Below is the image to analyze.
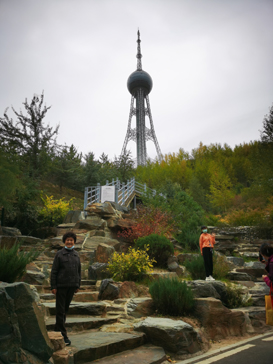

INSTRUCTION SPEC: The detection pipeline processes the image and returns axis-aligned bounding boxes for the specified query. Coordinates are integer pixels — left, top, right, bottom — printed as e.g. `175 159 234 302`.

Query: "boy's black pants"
202 247 213 277
54 287 75 339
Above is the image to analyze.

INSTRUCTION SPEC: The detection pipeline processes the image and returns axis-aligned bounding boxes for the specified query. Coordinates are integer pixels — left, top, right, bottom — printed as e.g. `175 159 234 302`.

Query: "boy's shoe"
209 276 215 281
64 337 71 346
205 277 211 281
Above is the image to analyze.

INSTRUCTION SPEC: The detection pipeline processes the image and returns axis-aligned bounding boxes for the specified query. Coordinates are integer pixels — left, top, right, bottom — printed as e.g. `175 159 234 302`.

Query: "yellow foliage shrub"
108 246 156 281
39 194 74 226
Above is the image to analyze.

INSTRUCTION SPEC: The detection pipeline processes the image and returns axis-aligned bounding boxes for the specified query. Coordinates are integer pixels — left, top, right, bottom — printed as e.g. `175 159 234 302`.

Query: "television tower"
121 30 162 166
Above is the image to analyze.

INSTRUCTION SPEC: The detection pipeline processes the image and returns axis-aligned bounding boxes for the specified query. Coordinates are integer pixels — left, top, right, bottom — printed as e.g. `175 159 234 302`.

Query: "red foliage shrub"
118 205 175 243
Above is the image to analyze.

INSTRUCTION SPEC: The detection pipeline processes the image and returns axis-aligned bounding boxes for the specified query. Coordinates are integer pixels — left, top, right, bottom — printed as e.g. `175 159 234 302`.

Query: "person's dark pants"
54 287 76 339
202 247 213 277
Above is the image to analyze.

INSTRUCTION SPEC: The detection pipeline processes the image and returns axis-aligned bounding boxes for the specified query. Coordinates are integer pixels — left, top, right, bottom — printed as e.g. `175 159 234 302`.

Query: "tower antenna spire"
136 29 142 71
121 31 162 166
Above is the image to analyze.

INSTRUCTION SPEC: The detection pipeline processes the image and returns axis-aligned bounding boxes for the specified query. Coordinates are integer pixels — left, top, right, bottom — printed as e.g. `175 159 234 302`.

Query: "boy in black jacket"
51 232 81 346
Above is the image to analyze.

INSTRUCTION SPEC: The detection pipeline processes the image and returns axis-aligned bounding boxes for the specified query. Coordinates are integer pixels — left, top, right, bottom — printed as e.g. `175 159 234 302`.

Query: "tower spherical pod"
127 70 153 96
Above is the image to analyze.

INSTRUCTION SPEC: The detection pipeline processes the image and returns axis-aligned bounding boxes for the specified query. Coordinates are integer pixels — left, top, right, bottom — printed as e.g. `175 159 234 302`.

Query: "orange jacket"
199 233 215 255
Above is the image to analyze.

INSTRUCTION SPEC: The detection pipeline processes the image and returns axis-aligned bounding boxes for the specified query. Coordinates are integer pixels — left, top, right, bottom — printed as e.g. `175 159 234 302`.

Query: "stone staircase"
38 279 167 364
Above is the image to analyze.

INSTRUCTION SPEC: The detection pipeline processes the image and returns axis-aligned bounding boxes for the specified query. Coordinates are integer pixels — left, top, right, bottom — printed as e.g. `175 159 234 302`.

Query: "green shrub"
184 253 230 281
179 229 200 252
222 283 245 308
0 243 40 283
149 277 195 316
184 254 206 280
213 254 230 280
108 246 155 281
135 234 174 267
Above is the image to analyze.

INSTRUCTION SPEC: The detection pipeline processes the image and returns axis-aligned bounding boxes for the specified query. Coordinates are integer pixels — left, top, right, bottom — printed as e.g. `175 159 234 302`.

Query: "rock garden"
0 201 273 364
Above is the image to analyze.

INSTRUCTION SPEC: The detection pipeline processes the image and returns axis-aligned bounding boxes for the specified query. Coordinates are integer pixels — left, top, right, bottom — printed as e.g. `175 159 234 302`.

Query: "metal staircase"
84 177 162 209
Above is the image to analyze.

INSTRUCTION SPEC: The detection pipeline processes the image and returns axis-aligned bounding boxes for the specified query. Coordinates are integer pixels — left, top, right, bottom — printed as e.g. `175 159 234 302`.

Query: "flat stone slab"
46 315 119 331
79 285 98 291
227 271 252 281
87 344 166 363
81 279 97 285
232 306 265 315
83 236 120 251
40 293 55 300
69 331 146 363
57 223 76 228
42 301 107 316
72 292 99 302
215 235 234 240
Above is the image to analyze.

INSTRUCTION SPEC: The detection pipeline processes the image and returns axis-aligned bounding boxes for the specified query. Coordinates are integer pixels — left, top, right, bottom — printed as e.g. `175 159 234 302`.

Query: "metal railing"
84 177 162 209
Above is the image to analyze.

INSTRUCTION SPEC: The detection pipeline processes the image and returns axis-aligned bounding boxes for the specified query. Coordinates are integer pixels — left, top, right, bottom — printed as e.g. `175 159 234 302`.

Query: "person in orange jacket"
199 225 216 281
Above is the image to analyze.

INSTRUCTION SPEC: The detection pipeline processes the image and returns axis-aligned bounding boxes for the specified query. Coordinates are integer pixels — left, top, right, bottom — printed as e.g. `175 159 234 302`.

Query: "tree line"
0 93 134 234
0 93 135 206
0 92 272 234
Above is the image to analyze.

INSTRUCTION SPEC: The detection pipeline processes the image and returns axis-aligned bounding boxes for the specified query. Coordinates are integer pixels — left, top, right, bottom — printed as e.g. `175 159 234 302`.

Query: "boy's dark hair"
258 252 265 263
201 225 207 231
62 232 77 243
260 242 273 257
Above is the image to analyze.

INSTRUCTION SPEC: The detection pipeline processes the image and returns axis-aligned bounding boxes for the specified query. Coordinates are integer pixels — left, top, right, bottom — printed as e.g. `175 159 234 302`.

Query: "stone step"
237 247 260 252
40 293 55 301
46 315 119 332
81 279 97 286
106 304 126 313
215 235 234 240
239 252 259 258
68 331 146 363
79 285 98 292
40 291 99 302
73 292 99 302
42 301 107 316
35 284 98 294
87 344 166 364
231 306 269 333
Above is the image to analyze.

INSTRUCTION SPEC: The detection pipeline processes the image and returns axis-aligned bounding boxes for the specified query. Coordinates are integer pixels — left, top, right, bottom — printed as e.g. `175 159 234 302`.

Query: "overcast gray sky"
1 0 272 161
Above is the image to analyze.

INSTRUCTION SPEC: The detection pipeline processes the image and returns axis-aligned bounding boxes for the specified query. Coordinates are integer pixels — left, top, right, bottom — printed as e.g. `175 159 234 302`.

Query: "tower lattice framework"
121 31 162 166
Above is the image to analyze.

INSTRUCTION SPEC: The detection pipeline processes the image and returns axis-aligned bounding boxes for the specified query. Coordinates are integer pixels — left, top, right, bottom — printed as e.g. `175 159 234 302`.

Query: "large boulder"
214 240 238 255
75 216 106 230
109 201 129 213
63 210 85 223
226 256 245 267
0 282 53 363
0 226 22 236
98 279 119 300
176 253 199 265
20 270 46 285
95 243 115 263
85 202 116 217
88 262 112 280
83 236 121 251
248 282 270 306
17 236 44 246
167 256 184 277
134 317 202 354
187 280 229 302
0 235 18 249
45 236 65 249
145 272 178 281
187 280 221 300
227 270 252 281
126 298 155 318
235 261 266 280
118 281 141 298
194 297 246 340
107 217 134 231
